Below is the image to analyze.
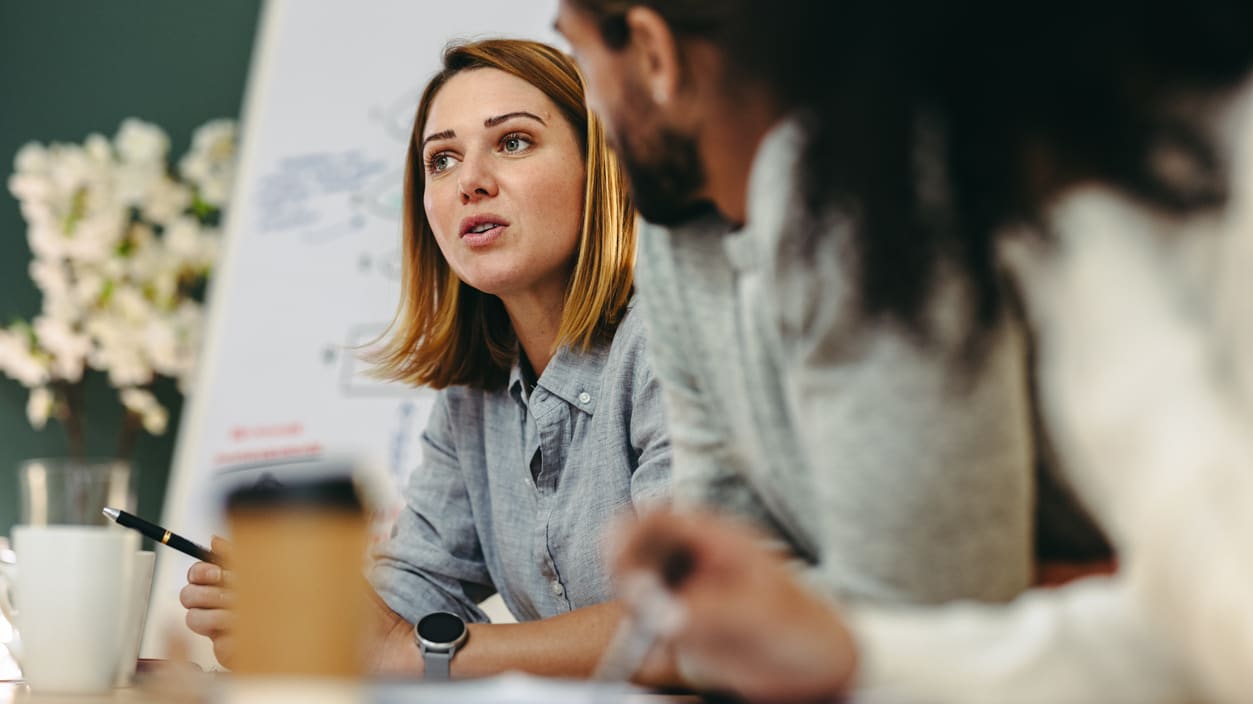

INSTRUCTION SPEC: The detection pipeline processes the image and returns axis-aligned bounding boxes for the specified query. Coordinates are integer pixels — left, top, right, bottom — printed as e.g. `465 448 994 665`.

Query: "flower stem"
59 380 86 460
117 409 141 460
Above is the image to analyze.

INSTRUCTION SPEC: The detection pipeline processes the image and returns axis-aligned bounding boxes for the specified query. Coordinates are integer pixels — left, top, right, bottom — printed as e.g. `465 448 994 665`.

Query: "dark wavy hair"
571 0 1253 340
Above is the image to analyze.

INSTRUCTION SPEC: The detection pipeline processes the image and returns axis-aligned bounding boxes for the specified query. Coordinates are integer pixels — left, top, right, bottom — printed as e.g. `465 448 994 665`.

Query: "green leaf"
190 193 217 220
61 187 89 234
99 279 115 305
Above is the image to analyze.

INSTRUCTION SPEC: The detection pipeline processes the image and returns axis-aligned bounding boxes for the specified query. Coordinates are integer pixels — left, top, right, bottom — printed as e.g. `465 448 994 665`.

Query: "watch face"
418 611 466 645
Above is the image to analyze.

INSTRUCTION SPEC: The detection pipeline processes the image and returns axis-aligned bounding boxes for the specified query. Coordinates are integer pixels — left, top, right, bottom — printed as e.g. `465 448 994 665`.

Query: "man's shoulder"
638 213 732 259
635 214 738 317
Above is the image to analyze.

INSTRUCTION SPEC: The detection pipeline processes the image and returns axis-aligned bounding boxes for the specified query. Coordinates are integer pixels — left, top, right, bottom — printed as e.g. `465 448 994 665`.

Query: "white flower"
197 227 221 267
0 327 50 388
98 345 153 388
83 133 112 163
144 302 203 380
150 272 179 309
62 211 127 263
41 289 80 323
123 222 163 282
7 171 53 212
26 387 54 430
28 258 70 299
114 163 159 210
114 120 170 210
120 387 167 435
47 143 99 194
110 284 153 323
180 119 237 207
6 116 230 435
26 223 68 259
85 314 153 387
141 176 191 225
115 119 169 166
33 316 91 383
144 317 181 376
72 270 106 308
163 215 218 271
14 142 50 174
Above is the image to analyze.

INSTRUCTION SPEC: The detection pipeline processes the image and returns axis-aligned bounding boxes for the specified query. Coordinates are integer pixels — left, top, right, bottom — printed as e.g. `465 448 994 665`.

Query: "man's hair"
369 39 636 390
569 1 1253 342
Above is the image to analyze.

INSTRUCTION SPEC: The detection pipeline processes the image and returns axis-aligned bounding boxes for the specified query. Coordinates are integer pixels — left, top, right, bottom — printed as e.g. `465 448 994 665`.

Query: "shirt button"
578 391 591 404
551 580 565 597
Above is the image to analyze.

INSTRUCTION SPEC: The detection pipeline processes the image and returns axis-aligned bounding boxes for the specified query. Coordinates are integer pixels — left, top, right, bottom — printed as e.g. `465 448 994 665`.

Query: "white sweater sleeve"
848 576 1198 704
850 82 1253 704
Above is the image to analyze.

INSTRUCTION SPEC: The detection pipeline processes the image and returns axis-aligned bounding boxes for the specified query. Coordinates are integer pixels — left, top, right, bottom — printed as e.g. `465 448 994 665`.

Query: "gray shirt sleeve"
369 391 493 625
624 317 675 510
634 221 801 536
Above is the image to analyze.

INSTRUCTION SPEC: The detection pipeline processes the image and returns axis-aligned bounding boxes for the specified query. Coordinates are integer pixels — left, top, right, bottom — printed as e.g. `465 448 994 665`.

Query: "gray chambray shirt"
370 301 671 625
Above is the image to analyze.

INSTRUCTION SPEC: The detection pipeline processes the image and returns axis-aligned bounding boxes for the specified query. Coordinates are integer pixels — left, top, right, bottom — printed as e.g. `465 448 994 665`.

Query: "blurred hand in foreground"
610 510 858 702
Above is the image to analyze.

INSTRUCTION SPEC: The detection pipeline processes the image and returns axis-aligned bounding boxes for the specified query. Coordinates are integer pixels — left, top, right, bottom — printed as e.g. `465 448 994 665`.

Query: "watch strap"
422 647 453 680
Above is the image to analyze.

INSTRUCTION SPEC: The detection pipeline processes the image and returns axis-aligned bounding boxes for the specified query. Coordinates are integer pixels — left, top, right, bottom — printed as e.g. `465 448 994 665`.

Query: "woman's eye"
501 134 533 154
425 152 458 174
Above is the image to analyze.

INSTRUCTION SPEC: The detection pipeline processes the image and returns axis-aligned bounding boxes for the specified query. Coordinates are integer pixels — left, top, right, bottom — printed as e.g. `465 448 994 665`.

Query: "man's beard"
608 89 715 227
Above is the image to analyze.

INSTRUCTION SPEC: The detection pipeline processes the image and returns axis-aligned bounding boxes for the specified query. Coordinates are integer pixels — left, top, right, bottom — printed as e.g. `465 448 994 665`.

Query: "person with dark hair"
554 0 1051 611
559 1 1253 700
181 38 677 681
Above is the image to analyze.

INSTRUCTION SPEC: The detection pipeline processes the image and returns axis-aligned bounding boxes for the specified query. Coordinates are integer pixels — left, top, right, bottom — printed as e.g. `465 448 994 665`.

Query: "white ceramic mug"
4 526 139 693
0 545 155 689
115 550 155 687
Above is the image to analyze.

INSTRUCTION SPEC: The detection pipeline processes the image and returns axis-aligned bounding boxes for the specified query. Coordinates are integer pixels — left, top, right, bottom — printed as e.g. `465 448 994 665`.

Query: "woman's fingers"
210 535 234 560
212 634 236 670
184 603 237 638
187 560 235 588
179 583 232 610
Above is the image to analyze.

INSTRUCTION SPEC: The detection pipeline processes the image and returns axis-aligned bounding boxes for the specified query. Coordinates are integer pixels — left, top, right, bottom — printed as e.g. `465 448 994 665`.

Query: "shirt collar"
506 303 627 415
748 115 809 236
534 336 608 415
718 115 809 272
507 359 531 406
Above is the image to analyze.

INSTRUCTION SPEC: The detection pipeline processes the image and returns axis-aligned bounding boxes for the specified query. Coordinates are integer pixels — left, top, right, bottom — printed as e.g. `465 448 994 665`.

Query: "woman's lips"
459 213 509 247
462 224 506 247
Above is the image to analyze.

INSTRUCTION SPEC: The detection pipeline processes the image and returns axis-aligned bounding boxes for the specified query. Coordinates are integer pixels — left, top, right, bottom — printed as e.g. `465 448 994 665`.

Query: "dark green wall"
0 1 261 534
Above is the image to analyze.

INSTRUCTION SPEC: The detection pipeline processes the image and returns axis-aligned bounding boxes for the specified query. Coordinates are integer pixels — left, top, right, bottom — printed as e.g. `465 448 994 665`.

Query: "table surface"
0 676 704 703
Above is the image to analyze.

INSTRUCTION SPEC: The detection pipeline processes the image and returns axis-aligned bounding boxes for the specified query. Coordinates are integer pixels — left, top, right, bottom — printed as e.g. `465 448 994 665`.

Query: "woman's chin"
459 273 520 299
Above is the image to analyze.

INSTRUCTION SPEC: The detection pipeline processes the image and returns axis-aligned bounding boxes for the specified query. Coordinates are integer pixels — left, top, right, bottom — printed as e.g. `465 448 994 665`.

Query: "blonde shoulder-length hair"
370 39 636 391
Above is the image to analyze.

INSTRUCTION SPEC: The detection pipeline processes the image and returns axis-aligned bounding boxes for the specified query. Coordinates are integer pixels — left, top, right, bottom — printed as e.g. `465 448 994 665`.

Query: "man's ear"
624 6 682 106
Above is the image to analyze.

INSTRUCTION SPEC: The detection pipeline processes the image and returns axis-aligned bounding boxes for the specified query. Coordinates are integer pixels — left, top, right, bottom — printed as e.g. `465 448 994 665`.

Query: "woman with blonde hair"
182 38 671 680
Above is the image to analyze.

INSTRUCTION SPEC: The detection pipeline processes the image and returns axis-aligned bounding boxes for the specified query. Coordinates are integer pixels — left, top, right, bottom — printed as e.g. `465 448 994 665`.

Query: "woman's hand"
610 510 858 702
178 536 236 668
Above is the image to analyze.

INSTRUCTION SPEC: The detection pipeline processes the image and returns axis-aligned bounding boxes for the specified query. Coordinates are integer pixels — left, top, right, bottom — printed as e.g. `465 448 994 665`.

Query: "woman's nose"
458 155 499 203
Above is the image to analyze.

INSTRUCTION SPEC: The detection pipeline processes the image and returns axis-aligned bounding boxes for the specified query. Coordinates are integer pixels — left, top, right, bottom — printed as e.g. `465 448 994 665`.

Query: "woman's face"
421 68 585 303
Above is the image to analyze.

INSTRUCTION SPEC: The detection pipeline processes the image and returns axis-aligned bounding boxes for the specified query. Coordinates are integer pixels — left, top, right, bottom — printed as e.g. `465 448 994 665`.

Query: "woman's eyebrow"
421 111 546 150
420 129 455 150
484 111 546 128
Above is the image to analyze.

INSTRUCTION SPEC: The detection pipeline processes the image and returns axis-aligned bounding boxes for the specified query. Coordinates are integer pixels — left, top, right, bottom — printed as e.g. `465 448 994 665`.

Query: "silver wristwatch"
414 611 468 680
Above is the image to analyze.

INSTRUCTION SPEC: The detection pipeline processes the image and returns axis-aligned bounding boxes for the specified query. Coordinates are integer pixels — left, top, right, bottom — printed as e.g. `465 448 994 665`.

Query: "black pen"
102 507 220 565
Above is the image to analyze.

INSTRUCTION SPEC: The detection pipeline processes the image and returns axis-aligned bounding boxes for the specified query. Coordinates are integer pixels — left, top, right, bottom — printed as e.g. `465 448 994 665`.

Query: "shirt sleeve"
369 391 494 625
633 221 793 534
1000 181 1253 703
848 576 1197 704
623 312 673 509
